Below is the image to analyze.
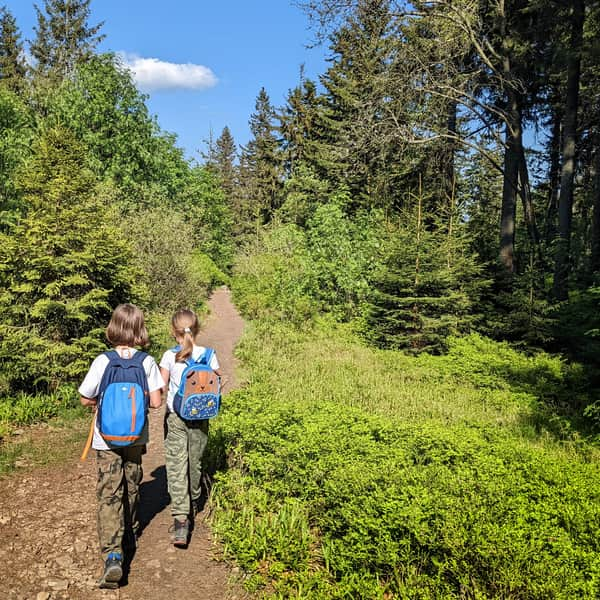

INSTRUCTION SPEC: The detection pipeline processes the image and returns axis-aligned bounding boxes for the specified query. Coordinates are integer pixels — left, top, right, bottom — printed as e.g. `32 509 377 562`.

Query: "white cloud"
120 53 218 92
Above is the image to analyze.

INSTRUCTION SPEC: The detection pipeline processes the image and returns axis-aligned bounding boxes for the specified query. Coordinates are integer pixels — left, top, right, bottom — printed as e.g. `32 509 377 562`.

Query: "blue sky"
7 0 330 161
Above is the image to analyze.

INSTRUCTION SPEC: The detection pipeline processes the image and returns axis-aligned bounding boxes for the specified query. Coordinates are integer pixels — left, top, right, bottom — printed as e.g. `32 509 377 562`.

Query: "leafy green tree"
0 126 140 394
0 6 27 93
49 53 188 201
182 166 234 271
30 0 104 81
306 192 383 319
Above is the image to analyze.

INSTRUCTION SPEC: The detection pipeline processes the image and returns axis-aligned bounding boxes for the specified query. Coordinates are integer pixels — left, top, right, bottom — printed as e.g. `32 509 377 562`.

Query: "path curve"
0 287 246 600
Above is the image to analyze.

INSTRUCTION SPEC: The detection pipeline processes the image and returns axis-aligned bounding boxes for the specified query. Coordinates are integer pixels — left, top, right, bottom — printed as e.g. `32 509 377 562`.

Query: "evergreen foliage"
0 88 32 227
0 6 27 93
239 88 282 227
0 127 140 394
363 192 487 353
30 0 104 80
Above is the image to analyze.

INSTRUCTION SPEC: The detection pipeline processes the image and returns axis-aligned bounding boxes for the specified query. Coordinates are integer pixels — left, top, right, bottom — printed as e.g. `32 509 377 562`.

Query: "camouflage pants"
164 411 209 519
96 446 143 560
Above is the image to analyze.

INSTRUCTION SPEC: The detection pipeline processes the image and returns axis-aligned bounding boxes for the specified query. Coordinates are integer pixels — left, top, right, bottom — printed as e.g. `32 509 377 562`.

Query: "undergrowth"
206 321 600 599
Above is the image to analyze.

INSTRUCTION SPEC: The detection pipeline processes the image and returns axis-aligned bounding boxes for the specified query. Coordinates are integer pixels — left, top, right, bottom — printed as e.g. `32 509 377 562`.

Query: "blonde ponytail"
171 309 200 363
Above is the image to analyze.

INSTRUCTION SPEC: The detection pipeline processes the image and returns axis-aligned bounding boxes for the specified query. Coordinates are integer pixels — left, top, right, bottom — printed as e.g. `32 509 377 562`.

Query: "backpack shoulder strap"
196 347 214 366
130 350 148 366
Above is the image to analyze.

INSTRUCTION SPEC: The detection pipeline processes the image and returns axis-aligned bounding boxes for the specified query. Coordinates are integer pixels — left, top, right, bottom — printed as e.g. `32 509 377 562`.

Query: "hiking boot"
98 552 123 589
170 517 190 547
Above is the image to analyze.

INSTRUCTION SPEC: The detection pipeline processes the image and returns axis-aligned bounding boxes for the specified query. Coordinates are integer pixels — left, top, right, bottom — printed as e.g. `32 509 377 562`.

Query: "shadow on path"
139 465 170 534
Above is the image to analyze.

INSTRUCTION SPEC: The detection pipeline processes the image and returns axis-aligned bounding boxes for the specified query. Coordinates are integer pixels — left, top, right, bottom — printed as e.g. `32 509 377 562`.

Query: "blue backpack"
97 350 149 447
173 347 221 420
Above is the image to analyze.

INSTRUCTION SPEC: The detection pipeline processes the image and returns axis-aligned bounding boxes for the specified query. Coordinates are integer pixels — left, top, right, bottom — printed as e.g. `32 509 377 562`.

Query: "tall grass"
207 320 600 599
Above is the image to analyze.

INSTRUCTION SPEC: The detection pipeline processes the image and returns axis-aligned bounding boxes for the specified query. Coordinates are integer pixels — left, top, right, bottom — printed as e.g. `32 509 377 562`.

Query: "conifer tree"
0 6 26 94
364 185 486 353
0 126 139 393
316 0 400 211
240 87 282 226
215 125 237 201
278 75 320 177
30 0 104 81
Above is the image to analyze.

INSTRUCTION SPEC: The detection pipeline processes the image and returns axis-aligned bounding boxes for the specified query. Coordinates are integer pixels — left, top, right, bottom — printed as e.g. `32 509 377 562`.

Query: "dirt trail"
0 287 247 600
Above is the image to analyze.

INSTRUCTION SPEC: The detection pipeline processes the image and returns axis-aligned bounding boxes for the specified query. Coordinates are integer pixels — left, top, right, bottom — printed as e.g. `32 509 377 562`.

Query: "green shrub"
232 224 318 324
208 321 600 599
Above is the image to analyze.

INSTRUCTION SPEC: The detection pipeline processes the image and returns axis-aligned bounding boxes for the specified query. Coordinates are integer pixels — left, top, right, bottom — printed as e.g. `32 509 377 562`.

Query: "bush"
232 224 318 324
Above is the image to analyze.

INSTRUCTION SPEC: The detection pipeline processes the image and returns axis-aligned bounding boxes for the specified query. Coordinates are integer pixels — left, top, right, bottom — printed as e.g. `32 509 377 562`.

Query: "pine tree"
30 0 104 81
215 125 237 201
316 0 400 211
278 75 320 177
0 126 139 393
0 6 26 94
364 184 487 353
240 88 282 226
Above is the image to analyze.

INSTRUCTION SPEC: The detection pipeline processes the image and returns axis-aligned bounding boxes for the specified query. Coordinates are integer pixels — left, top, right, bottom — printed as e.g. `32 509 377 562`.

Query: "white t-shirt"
79 348 164 451
159 345 220 413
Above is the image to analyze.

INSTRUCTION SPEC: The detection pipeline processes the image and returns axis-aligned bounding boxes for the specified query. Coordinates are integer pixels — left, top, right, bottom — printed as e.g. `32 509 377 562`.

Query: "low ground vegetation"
206 321 600 599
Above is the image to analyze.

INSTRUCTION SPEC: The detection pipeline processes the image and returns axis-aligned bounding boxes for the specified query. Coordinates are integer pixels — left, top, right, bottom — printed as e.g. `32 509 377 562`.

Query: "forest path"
0 287 248 600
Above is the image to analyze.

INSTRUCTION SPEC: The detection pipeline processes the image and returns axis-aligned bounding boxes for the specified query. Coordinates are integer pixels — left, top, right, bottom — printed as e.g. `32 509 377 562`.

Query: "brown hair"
171 308 200 362
106 304 150 348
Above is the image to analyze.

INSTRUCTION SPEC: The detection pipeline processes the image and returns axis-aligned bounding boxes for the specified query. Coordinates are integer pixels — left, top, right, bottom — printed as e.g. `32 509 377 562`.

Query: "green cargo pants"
164 411 209 519
96 446 143 560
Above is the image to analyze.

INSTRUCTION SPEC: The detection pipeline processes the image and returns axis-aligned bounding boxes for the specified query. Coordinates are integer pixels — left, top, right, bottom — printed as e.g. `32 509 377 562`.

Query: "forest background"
0 1 599 598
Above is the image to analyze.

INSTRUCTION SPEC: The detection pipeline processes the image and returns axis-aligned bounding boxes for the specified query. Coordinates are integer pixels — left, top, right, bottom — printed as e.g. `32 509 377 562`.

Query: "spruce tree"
240 87 282 226
316 0 400 211
30 0 104 81
0 6 26 94
0 126 139 393
215 125 237 201
364 187 487 353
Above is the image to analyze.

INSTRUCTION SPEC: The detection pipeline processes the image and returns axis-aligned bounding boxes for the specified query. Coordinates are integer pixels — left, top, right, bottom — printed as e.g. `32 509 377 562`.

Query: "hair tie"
184 327 192 334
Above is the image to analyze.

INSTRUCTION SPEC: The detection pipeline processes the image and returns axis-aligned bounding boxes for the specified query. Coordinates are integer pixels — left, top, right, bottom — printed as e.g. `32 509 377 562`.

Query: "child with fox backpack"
79 304 164 589
159 308 221 547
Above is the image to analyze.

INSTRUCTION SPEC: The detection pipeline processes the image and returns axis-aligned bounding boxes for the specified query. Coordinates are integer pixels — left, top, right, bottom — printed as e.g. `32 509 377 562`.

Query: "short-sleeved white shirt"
159 345 220 413
79 348 164 451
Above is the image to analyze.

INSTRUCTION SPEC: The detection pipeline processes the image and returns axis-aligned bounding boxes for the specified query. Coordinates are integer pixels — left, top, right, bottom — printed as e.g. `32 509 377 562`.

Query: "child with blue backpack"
159 308 221 547
79 304 164 589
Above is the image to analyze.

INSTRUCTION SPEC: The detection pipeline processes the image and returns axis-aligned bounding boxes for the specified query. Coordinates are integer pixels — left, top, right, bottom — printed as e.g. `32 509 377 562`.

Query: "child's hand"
80 396 97 408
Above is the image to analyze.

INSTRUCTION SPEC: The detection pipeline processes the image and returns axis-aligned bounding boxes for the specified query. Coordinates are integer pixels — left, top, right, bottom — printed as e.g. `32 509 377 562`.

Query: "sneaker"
170 517 190 547
98 552 123 589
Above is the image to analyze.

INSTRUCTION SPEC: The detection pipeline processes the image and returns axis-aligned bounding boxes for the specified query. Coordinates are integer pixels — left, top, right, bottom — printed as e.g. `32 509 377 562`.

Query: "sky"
7 0 330 161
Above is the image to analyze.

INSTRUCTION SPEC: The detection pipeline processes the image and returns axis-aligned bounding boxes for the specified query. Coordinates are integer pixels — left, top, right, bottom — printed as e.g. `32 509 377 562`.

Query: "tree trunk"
499 89 520 273
544 107 561 245
553 0 584 300
590 136 600 274
517 136 540 249
444 100 457 206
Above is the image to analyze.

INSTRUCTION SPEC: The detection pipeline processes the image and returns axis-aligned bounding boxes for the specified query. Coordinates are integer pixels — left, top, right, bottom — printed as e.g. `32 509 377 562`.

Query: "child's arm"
149 389 162 409
160 366 170 386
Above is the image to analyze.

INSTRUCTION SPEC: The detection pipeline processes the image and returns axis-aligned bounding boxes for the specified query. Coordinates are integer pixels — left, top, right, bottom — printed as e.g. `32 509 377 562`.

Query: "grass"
206 320 600 599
